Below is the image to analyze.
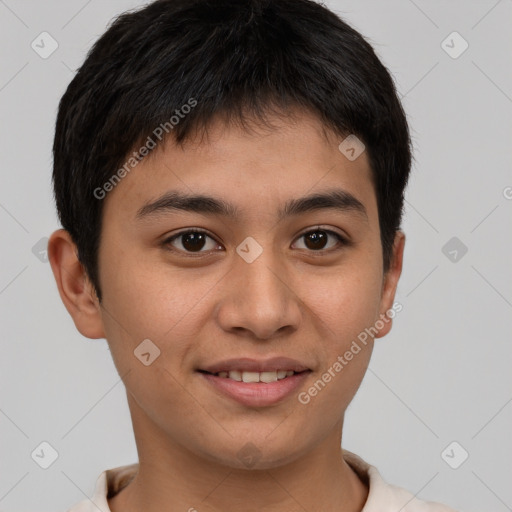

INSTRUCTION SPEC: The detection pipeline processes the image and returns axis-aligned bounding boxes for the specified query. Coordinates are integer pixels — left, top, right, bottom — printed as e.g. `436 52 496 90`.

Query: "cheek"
98 251 227 378
98 258 210 424
100 252 206 337
296 277 377 419
299 262 383 345
292 259 382 408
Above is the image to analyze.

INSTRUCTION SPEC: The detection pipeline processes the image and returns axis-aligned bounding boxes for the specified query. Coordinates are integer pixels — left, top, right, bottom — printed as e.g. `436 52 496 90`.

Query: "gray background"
1 1 511 511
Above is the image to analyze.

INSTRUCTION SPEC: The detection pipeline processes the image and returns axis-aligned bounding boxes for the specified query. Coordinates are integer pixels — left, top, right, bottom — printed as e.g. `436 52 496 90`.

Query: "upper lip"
200 357 311 374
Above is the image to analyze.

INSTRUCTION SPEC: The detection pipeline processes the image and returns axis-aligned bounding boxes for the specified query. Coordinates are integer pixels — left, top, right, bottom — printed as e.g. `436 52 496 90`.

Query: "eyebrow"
135 189 368 222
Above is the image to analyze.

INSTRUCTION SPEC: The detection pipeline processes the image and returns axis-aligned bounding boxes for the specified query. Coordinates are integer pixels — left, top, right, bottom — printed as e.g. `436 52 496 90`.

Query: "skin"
48 109 405 512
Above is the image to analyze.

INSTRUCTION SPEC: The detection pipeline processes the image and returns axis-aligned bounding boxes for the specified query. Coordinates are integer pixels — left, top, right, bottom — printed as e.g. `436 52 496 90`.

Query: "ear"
48 229 106 339
374 230 405 339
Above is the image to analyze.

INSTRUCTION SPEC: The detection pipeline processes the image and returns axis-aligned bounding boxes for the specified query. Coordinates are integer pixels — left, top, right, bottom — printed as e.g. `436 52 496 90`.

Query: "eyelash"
161 227 349 257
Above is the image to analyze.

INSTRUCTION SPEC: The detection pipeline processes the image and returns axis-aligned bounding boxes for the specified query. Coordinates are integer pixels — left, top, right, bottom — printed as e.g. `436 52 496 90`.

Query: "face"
53 111 404 470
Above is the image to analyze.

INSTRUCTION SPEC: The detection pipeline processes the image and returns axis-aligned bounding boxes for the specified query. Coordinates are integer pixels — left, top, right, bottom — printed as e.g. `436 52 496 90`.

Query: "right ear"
48 229 106 339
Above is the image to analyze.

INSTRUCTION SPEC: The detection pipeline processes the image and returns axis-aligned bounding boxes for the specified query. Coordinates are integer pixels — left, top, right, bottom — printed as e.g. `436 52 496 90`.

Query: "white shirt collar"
66 450 456 511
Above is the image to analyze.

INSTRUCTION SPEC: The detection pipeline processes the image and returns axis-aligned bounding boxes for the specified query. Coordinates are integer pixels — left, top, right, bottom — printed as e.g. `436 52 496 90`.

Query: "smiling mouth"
198 369 310 383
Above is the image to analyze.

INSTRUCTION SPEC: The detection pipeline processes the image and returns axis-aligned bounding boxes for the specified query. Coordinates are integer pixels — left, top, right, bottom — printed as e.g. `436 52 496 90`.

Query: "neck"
109 399 368 512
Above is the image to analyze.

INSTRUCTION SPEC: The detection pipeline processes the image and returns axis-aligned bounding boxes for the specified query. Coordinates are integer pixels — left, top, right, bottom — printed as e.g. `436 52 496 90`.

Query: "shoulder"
342 450 459 512
66 463 138 512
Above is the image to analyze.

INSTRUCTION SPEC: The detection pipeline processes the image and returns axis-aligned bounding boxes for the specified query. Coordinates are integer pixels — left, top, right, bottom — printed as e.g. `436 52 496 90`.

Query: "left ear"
374 230 405 339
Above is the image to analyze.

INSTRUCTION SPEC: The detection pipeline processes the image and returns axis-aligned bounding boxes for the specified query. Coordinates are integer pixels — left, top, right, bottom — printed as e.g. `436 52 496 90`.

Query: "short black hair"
53 0 412 302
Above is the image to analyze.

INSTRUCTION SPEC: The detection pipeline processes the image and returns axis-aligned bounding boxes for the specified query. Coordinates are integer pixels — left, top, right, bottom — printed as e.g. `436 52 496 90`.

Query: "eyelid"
164 227 214 240
295 225 348 240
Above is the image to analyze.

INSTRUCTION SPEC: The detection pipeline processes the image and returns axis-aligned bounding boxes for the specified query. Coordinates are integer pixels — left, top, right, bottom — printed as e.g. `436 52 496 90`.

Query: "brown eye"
181 232 207 251
164 230 220 254
304 230 328 250
293 228 346 251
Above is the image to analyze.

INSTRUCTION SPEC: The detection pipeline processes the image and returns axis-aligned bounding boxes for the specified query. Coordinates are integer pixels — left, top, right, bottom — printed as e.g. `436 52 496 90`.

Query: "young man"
48 0 457 510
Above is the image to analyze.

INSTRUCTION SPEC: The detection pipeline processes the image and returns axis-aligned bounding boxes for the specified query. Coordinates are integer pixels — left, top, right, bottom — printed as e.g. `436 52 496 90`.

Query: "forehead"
102 111 377 224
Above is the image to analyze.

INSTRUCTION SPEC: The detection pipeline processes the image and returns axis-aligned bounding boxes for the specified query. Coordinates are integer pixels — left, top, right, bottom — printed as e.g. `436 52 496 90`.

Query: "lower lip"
199 371 311 407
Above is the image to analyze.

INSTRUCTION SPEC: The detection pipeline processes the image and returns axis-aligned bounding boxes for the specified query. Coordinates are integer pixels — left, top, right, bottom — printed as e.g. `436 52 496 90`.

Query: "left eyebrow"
279 189 368 223
135 188 368 223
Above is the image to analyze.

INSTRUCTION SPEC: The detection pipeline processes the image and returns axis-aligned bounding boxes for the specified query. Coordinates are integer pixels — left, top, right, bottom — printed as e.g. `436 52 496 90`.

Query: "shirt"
66 450 458 511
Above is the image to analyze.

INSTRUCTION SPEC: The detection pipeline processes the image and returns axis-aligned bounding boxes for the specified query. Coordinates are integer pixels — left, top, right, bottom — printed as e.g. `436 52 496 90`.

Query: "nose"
215 248 302 340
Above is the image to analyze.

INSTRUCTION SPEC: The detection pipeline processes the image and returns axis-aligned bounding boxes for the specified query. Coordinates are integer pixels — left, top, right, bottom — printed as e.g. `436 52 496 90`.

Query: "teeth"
242 371 260 383
214 370 297 382
260 371 277 383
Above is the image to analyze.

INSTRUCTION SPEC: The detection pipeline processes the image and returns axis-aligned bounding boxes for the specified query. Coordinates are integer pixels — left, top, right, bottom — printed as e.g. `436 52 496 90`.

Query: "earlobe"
374 230 405 339
48 229 106 339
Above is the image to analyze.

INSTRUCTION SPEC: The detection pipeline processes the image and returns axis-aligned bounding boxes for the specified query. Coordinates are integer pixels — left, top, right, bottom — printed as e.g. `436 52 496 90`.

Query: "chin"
198 435 308 471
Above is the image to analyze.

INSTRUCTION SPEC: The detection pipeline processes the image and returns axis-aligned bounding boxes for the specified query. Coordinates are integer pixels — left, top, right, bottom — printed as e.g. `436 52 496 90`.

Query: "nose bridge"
239 252 285 304
216 240 301 338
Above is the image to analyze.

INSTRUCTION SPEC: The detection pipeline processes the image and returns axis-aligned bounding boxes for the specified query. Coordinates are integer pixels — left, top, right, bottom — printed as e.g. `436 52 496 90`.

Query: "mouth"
196 358 312 407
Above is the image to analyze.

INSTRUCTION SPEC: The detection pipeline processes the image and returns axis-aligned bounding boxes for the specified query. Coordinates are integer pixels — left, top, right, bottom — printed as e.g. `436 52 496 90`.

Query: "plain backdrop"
1 1 511 511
